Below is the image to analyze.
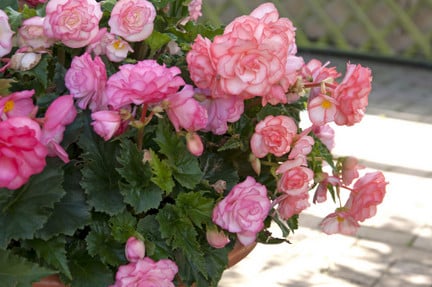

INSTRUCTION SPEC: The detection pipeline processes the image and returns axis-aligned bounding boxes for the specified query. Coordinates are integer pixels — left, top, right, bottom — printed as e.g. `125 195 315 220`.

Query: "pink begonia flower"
312 124 335 151
41 95 77 163
344 171 387 222
276 192 310 220
186 35 217 91
125 237 145 263
91 110 122 141
307 93 338 126
110 257 178 287
18 16 54 49
212 176 271 246
165 85 208 132
186 132 204 156
276 158 314 196
250 115 297 158
206 228 230 249
0 117 48 190
65 52 107 111
301 59 341 99
86 30 133 62
0 90 36 120
320 209 360 235
200 93 244 135
289 128 314 160
0 10 14 58
187 0 202 22
105 60 185 109
334 63 372 126
43 0 102 48
313 172 340 204
109 0 156 42
210 3 297 103
341 156 364 185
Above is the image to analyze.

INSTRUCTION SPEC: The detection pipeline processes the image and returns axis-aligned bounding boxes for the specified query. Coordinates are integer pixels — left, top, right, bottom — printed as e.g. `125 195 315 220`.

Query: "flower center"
3 100 14 113
113 40 124 50
321 99 332 109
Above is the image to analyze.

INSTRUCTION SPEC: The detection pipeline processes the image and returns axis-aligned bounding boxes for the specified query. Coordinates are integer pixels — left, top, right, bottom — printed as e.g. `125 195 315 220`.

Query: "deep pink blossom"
109 0 156 42
110 257 178 287
91 110 122 141
22 0 47 7
212 176 271 246
125 237 145 263
0 117 48 190
65 53 107 111
345 172 387 222
334 63 372 126
165 85 208 132
250 115 297 158
0 90 36 120
105 60 185 109
0 10 14 58
43 0 102 48
320 209 360 235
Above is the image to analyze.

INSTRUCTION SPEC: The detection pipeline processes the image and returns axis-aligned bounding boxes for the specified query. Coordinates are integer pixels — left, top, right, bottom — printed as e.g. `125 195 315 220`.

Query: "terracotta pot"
32 242 257 287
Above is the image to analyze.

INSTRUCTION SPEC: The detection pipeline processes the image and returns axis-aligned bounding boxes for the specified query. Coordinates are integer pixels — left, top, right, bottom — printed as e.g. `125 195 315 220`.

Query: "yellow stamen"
336 216 345 223
321 99 332 109
3 100 14 113
113 40 124 50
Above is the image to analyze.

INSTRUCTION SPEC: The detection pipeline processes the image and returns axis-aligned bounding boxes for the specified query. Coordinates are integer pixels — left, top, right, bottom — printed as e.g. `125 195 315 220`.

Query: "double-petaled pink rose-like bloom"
0 117 48 190
250 115 298 158
0 10 13 58
105 60 185 109
18 16 54 49
44 0 102 48
212 176 271 246
109 0 156 42
65 52 107 111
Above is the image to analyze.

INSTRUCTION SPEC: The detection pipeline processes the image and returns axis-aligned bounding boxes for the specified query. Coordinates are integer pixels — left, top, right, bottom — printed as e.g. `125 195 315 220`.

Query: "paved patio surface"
218 53 432 287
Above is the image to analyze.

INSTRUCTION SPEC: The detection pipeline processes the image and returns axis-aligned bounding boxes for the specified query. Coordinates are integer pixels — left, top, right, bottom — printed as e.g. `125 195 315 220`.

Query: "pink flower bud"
125 237 145 263
186 132 204 156
206 228 230 249
249 153 261 175
211 180 226 194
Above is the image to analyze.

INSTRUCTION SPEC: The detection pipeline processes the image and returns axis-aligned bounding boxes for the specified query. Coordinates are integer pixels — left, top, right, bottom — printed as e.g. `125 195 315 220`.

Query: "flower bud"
211 180 226 194
186 132 204 156
206 228 230 249
125 237 145 263
249 153 261 175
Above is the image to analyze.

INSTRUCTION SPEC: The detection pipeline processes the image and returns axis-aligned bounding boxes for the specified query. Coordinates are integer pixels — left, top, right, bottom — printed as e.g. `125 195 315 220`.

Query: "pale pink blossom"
301 59 341 99
186 35 217 90
41 95 77 163
110 257 178 287
43 0 102 48
200 94 244 135
125 237 145 263
276 192 310 220
0 117 48 190
307 93 338 126
341 156 364 185
250 115 297 158
345 172 387 222
0 10 14 58
289 130 314 160
187 0 202 22
65 52 107 111
334 63 372 126
105 60 185 109
109 0 156 42
276 158 314 196
18 16 54 49
0 90 36 120
91 110 122 141
312 124 335 151
186 132 204 156
212 176 271 246
165 85 208 132
106 37 134 62
206 228 230 249
320 209 360 235
313 172 340 204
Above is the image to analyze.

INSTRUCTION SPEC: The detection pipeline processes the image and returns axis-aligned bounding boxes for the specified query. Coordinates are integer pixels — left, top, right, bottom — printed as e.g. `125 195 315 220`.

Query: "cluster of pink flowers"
110 237 178 287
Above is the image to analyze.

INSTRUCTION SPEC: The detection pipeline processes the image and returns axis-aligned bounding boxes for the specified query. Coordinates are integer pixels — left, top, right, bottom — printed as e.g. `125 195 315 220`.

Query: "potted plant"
0 0 387 286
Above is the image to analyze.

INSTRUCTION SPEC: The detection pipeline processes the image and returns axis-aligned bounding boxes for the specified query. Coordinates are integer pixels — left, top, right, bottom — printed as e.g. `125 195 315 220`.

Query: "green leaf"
176 192 213 228
154 119 203 189
37 161 90 239
31 53 49 89
4 7 22 30
0 159 65 248
144 31 172 56
0 0 18 10
26 237 72 279
109 211 137 242
200 152 239 191
69 249 114 287
0 249 55 287
137 215 171 259
86 221 125 266
79 113 124 215
148 149 175 194
117 141 164 212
